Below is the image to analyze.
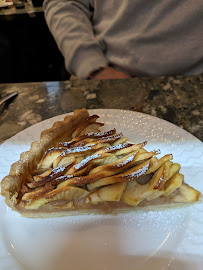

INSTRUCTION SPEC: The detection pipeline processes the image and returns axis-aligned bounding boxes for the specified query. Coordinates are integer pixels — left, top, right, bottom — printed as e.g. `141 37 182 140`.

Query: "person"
43 0 203 80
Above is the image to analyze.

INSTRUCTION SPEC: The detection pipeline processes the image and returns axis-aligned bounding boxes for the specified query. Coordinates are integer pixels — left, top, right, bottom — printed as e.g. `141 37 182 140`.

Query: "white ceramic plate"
0 109 203 270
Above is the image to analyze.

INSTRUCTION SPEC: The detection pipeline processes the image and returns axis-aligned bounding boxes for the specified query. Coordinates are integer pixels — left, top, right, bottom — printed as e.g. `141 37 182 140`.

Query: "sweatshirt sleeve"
43 0 109 79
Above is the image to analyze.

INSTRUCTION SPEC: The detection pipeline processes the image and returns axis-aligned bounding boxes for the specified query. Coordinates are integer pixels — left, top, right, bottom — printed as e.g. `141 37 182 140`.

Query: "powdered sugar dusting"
114 152 137 168
104 142 132 152
46 146 64 152
127 162 150 179
120 208 188 236
85 129 116 137
61 144 96 156
97 133 123 142
52 165 66 174
74 154 102 170
55 174 74 182
156 175 164 187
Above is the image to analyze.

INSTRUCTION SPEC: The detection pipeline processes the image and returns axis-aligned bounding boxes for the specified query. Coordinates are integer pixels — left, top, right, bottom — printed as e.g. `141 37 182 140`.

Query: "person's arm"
44 0 131 80
43 0 109 79
88 67 131 80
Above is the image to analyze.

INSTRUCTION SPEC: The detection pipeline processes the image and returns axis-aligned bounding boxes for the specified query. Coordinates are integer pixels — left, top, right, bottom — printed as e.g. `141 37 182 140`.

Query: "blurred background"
0 0 70 84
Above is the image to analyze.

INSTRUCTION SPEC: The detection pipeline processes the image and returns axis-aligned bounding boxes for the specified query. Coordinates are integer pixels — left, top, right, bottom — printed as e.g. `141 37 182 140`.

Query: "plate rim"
0 109 202 270
1 109 202 147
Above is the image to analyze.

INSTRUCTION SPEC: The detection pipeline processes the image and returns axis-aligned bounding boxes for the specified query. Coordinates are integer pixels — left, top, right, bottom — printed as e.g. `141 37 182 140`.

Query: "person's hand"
89 67 131 80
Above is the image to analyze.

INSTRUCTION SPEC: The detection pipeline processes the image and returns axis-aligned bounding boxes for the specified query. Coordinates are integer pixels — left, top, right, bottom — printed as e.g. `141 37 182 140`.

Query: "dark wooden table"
0 75 202 143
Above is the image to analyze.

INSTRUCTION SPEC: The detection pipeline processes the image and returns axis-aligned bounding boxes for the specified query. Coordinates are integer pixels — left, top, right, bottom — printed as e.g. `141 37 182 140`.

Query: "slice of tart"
1 109 202 217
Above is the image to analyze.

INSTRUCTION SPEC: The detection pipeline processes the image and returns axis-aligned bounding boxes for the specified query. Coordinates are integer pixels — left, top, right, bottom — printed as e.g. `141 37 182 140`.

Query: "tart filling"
1 109 202 217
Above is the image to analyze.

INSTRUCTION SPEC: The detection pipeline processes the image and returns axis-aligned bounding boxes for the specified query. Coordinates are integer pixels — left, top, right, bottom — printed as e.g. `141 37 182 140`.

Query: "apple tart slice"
1 109 202 217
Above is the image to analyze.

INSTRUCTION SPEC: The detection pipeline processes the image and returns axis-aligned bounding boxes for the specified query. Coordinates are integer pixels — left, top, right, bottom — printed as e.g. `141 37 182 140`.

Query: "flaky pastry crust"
1 109 89 212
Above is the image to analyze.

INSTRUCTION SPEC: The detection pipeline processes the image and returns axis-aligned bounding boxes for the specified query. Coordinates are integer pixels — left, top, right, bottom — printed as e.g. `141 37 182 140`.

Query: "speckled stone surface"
0 75 202 143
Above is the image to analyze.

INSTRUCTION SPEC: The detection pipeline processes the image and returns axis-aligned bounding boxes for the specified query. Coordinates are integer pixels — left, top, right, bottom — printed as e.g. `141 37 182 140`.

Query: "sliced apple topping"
22 183 53 200
113 137 128 145
51 150 159 188
145 154 173 174
87 182 127 205
53 142 112 168
121 162 178 207
33 170 52 182
25 186 89 209
87 159 152 191
163 173 184 197
145 161 173 201
27 163 74 189
58 129 117 148
38 148 64 169
79 122 104 136
72 115 101 138
170 183 200 203
20 114 200 211
95 141 146 156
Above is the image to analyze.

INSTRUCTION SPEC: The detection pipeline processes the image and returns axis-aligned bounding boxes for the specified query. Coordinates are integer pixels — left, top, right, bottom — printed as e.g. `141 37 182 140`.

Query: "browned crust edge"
1 108 89 211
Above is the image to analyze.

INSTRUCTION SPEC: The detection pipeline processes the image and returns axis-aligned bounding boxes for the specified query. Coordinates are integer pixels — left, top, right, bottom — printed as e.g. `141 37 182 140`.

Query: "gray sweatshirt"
43 0 203 79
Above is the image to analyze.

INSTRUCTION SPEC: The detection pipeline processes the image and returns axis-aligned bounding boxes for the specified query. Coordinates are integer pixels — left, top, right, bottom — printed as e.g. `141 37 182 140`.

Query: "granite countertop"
0 75 202 143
